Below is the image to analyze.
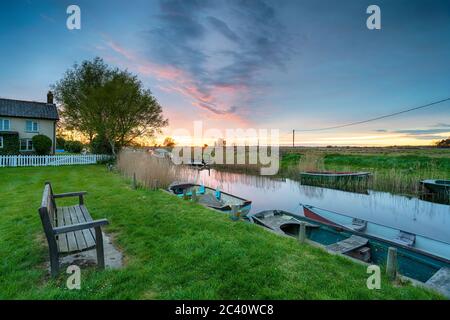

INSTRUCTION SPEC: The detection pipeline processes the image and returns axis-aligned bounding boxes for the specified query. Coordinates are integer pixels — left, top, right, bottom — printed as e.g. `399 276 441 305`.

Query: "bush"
0 134 20 155
90 135 112 154
65 140 84 153
56 136 66 149
32 135 52 155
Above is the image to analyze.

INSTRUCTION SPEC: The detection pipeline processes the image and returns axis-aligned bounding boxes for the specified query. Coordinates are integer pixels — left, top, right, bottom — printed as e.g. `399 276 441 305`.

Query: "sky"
0 0 449 146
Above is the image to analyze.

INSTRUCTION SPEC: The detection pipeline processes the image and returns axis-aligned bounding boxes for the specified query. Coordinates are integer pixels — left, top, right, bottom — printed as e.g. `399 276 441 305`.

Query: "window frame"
0 119 10 131
25 120 39 133
0 136 3 148
20 138 33 152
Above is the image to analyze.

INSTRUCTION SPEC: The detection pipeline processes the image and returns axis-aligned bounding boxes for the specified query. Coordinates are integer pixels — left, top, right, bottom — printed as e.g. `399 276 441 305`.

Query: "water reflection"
181 168 450 244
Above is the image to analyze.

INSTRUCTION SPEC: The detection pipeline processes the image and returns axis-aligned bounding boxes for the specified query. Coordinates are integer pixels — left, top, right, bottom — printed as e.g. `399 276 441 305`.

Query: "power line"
294 97 450 132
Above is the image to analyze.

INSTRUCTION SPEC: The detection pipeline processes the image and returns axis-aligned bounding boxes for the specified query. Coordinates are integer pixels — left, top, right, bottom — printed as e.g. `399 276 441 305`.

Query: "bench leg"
95 227 105 269
49 245 59 278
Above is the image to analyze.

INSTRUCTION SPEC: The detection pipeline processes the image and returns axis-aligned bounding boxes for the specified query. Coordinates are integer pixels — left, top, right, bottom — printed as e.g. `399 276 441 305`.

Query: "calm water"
183 169 450 245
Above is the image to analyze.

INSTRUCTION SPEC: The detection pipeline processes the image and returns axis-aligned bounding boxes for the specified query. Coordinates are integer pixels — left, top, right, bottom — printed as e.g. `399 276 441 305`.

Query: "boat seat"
326 235 369 254
345 218 367 232
176 187 206 198
395 231 416 246
426 267 450 298
198 193 224 208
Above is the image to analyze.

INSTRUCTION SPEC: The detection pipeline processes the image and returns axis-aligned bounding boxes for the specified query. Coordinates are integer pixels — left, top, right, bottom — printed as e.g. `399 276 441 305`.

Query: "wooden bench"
38 182 109 277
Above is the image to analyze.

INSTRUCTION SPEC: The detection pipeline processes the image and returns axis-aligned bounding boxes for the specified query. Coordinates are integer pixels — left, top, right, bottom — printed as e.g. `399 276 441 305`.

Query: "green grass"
0 165 443 299
323 154 450 172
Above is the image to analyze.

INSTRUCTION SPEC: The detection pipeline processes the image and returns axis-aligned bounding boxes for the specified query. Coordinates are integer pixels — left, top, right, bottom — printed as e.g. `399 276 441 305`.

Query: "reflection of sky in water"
182 169 450 244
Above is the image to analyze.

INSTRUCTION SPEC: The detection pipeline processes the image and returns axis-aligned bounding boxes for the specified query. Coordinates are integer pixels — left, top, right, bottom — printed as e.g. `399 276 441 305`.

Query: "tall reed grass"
117 150 187 189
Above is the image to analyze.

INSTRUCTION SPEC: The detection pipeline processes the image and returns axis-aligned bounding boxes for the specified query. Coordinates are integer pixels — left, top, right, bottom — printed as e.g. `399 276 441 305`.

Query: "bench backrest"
39 182 58 231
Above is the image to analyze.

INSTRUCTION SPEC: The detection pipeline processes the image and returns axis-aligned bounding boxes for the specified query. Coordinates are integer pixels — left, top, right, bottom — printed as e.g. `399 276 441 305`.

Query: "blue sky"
0 0 449 145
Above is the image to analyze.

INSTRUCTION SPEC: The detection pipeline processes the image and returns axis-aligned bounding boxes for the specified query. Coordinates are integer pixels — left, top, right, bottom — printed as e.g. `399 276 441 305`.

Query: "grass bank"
0 165 443 299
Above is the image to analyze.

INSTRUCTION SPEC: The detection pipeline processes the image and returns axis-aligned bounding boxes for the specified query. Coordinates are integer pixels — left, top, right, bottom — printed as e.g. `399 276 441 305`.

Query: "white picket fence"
0 154 111 168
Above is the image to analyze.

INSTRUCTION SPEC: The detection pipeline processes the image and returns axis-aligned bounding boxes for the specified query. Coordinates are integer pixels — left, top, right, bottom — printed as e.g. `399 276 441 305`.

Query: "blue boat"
168 182 252 215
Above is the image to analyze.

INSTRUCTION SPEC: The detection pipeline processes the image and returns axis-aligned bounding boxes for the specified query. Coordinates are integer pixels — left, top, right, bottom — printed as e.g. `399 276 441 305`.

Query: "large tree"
53 57 168 155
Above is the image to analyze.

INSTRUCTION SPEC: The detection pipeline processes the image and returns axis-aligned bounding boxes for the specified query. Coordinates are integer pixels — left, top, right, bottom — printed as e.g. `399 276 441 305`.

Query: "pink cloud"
100 38 250 125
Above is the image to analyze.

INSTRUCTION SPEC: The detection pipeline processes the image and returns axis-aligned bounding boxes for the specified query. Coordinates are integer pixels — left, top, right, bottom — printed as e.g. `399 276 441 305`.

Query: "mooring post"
183 189 188 200
386 247 398 280
298 222 306 243
132 172 137 190
230 205 239 221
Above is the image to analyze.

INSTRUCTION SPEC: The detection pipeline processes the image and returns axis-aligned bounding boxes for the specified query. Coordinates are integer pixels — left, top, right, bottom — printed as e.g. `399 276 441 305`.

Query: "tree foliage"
436 138 450 148
163 137 176 148
53 57 168 155
65 140 84 153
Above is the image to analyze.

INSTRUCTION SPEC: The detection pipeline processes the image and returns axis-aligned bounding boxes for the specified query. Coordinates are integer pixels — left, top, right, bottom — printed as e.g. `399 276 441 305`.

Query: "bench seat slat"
56 209 69 253
68 206 88 250
79 205 97 246
62 207 79 253
74 206 96 249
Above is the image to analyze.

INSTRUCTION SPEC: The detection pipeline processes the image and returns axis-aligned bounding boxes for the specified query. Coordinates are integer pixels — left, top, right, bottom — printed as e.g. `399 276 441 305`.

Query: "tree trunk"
109 140 116 156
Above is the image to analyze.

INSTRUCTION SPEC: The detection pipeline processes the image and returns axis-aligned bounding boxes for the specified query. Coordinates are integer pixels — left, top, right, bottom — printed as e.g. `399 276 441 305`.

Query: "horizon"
1 0 449 146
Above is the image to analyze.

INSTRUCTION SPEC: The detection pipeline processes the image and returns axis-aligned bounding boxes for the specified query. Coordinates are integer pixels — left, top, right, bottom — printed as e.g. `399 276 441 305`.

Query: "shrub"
56 136 66 149
65 140 84 153
0 134 20 155
90 135 112 154
32 135 52 155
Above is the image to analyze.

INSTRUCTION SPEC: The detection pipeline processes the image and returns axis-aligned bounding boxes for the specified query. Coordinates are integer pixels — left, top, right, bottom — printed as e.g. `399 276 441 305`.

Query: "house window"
20 139 33 151
0 119 10 131
0 136 3 148
26 120 38 132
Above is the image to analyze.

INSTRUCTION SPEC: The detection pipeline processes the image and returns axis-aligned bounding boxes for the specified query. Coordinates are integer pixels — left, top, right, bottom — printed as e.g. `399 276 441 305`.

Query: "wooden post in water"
386 247 398 280
183 189 188 200
132 172 137 190
230 205 239 221
298 222 306 243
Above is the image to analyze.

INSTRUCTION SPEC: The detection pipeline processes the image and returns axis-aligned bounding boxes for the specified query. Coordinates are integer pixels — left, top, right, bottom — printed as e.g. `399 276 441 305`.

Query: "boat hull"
300 171 371 180
299 171 371 193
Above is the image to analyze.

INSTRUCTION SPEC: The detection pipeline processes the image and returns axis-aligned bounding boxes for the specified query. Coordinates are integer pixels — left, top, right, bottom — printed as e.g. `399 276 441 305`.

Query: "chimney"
47 91 54 104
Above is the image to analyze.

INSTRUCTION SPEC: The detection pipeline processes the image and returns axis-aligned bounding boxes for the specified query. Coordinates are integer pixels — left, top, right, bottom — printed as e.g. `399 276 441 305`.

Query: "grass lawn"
0 165 443 299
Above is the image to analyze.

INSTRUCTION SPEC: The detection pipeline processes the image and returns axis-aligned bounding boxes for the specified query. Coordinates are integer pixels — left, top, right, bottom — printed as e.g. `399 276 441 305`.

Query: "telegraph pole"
292 129 295 148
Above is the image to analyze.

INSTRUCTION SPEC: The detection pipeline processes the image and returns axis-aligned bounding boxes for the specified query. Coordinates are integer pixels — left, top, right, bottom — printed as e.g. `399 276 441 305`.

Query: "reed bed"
117 150 187 189
280 150 449 199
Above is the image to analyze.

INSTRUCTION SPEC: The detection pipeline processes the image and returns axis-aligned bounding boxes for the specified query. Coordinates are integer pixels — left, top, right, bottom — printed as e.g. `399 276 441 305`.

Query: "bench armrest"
53 191 87 199
53 219 109 235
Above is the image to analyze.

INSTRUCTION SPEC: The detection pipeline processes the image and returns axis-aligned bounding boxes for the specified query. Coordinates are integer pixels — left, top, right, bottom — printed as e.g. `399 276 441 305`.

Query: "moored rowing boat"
168 182 252 215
